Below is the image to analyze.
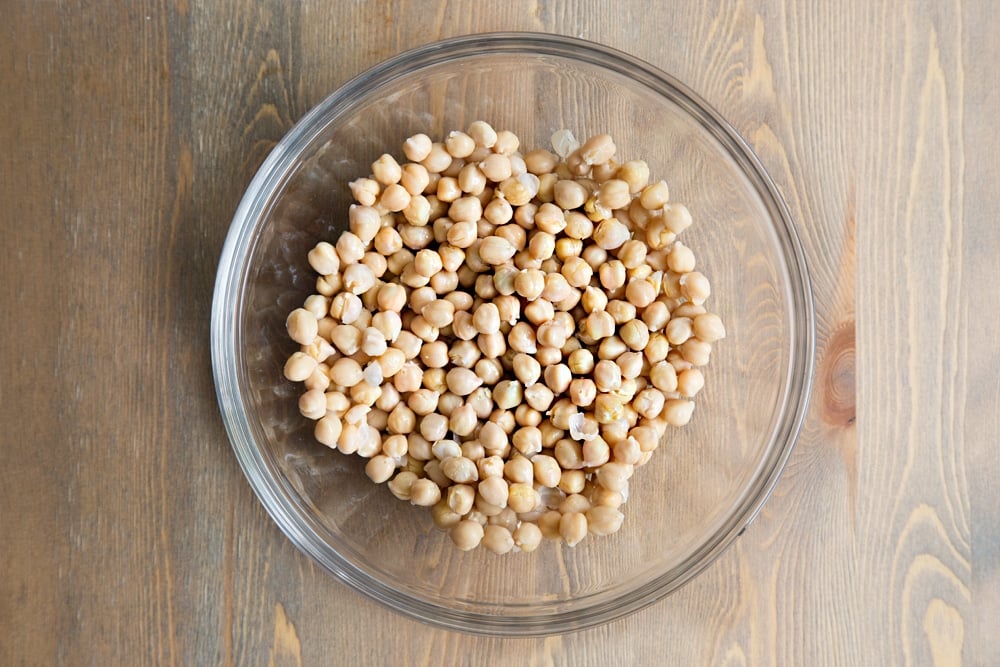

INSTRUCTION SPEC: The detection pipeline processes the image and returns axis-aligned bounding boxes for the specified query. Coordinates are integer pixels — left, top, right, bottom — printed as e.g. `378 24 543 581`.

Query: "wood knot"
821 320 855 427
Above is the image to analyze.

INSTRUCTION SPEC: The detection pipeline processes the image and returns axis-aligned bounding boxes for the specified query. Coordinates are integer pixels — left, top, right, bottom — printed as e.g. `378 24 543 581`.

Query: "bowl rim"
211 31 816 636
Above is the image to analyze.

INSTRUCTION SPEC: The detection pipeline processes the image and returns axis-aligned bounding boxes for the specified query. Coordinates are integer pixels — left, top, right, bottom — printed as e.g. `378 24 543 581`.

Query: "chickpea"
450 520 485 551
693 312 726 342
559 512 588 547
478 475 509 508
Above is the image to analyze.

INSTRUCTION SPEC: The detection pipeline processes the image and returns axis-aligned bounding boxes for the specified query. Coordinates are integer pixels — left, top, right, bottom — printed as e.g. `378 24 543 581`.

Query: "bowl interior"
219 36 809 634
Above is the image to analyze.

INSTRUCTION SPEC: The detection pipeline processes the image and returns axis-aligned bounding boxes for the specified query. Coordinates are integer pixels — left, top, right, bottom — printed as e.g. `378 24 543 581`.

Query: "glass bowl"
211 32 814 636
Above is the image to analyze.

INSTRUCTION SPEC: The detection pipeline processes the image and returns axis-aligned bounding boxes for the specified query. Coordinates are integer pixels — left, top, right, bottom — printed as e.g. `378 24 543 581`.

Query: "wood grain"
1 0 996 665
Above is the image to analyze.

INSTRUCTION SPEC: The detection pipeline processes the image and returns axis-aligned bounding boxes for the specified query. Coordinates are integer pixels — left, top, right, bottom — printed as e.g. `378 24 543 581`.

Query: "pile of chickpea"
283 123 725 553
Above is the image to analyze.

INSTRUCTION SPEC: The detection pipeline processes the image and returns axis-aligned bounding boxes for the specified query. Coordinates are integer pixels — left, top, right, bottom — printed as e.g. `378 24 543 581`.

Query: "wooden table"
3 2 996 664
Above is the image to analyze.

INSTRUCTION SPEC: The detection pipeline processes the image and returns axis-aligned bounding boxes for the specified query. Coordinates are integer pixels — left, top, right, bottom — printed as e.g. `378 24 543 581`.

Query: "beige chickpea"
593 218 632 250
297 388 326 420
633 387 666 420
628 425 660 453
693 312 726 342
567 348 595 376
476 332 507 359
559 493 592 515
308 241 340 276
503 353 539 386
680 338 712 366
365 455 396 484
403 133 433 162
445 484 475 517
523 147 558 174
663 399 695 426
580 286 608 315
524 383 554 412
378 183 411 212
435 176 462 203
679 272 712 307
477 455 505 480
598 260 627 291
620 320 650 351
615 238 645 269
478 475 509 508
479 153 512 182
639 180 670 210
664 202 693 233
597 179 631 210
596 462 633 492
458 162 487 195
559 512 588 547
535 345 562 367
342 263 376 296
431 501 463 530
642 301 671 333
612 435 643 465
498 174 540 206
616 160 650 193
533 510 560 540
492 129 519 155
510 426 541 457
583 310 616 341
523 298 554 327
440 456 478 485
504 483 536 514
530 454 561 488
361 251 388 279
578 133 616 165
553 179 588 210
315 273 340 297
650 361 678 392
450 520 485 551
582 437 611 467
569 378 597 407
477 420 507 456
536 319 569 349
676 367 706 397
643 333 670 364
555 238 583 263
525 230 554 261
563 211 594 240
624 277 656 308
392 330 422 360
605 300 636 325
314 414 342 447
286 308 318 346
669 350 693 374
557 255 591 288
386 470 418 501
443 130 475 158
467 121 498 148
594 393 624 424
506 322 537 355
348 177 380 206
532 202 566 235
481 525 515 555
586 506 625 536
666 240 695 273
593 359 623 393
420 142 453 174
371 153 402 186
513 522 543 552
503 456 534 485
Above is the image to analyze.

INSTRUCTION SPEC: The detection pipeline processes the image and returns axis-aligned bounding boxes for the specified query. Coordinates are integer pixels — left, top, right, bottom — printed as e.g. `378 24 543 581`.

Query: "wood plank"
0 0 996 664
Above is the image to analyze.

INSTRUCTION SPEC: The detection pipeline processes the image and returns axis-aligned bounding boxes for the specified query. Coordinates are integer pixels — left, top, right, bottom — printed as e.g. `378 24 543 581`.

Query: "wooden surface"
2 1 997 665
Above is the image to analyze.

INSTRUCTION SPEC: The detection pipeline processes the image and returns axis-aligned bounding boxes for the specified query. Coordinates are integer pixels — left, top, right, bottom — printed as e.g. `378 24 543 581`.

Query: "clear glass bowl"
211 33 814 636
